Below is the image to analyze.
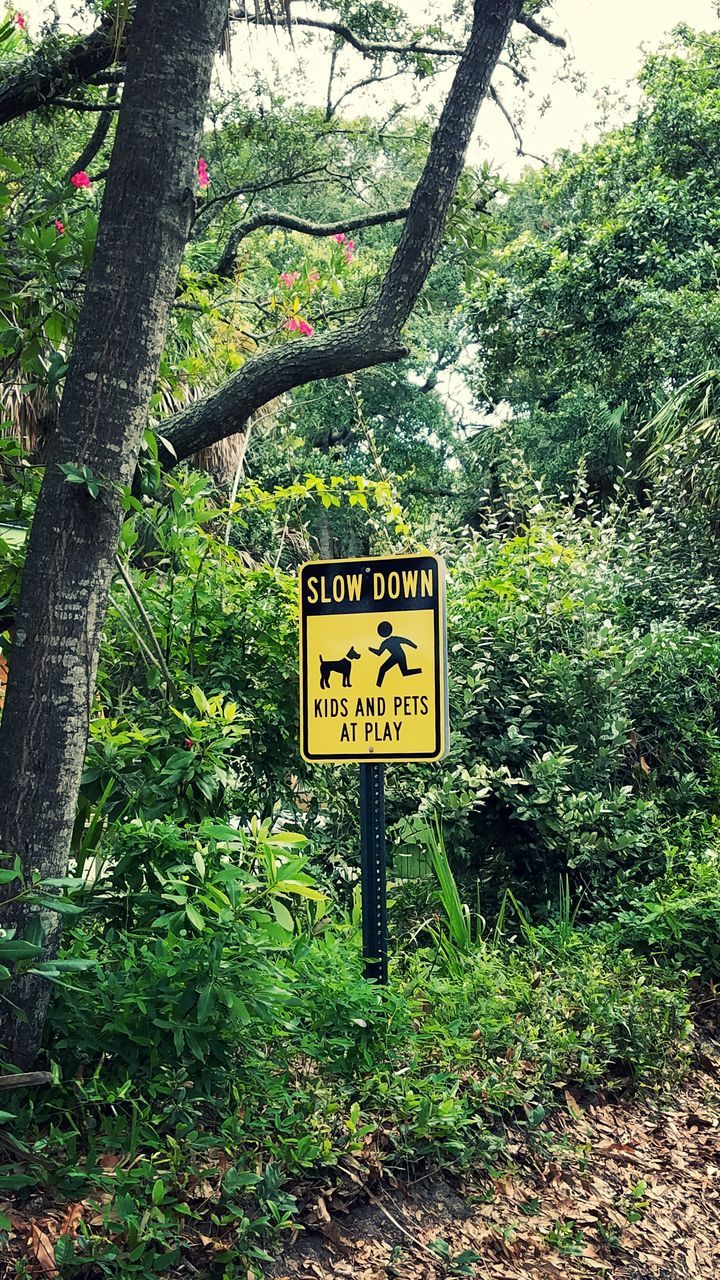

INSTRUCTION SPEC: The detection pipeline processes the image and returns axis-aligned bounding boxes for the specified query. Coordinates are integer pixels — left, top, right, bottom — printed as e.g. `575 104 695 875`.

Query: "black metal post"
359 762 388 982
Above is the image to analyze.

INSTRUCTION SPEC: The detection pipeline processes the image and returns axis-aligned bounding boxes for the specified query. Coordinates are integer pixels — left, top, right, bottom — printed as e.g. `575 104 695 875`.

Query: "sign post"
359 762 387 981
299 553 448 979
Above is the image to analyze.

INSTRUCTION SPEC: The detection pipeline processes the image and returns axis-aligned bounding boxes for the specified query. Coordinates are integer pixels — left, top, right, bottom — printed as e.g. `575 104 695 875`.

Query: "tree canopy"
466 25 720 493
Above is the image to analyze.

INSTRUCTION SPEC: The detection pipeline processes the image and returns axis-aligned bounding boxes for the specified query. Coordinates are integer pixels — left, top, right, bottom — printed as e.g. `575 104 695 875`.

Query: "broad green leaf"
185 903 205 931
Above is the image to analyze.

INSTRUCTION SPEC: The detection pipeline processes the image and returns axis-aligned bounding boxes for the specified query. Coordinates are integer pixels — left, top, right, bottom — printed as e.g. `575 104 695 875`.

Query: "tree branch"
231 9 464 58
489 85 523 154
0 25 124 126
515 10 567 48
64 88 119 183
46 97 121 112
162 328 408 464
163 0 519 465
191 164 333 233
216 205 410 277
328 67 406 120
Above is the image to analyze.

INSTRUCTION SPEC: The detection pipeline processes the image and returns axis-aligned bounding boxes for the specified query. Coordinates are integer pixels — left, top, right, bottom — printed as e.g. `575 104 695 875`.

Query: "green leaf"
0 940 41 961
44 310 65 347
271 899 295 933
185 903 205 932
197 983 215 1023
228 994 250 1024
32 895 84 916
54 1235 75 1264
190 685 210 714
274 880 325 901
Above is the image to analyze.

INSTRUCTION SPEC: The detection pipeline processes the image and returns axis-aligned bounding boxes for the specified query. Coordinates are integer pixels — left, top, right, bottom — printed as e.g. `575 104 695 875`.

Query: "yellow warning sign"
299 553 448 763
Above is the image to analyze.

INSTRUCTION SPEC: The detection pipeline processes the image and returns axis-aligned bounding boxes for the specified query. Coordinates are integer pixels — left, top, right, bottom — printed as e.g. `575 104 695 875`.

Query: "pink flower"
332 232 347 243
344 239 355 263
70 171 91 189
308 269 320 281
197 157 209 189
284 316 314 337
54 219 65 235
279 271 300 288
15 12 26 29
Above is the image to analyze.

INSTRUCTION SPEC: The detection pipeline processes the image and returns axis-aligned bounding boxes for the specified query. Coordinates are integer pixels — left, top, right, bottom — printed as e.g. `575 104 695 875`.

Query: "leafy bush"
615 827 720 976
390 479 720 907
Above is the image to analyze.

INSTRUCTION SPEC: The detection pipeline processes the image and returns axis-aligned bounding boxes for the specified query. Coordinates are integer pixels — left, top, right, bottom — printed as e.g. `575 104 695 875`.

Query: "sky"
19 1 720 177
495 0 719 176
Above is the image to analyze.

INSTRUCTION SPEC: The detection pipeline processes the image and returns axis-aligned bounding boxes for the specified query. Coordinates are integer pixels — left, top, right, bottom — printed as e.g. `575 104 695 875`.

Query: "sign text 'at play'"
298 553 449 763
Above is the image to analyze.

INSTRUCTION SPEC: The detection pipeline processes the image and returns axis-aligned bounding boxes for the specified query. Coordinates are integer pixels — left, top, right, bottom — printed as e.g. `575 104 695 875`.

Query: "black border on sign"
298 553 448 764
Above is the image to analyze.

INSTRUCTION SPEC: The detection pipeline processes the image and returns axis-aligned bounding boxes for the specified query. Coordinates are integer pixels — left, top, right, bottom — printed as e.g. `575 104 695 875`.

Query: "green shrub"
615 830 720 976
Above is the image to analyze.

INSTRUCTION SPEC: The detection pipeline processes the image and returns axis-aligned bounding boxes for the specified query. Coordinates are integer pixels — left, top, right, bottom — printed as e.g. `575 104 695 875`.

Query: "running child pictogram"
369 621 422 688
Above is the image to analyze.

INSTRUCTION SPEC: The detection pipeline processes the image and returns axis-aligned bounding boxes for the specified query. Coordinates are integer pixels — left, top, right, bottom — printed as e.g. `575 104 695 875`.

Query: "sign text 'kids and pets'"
299 553 448 763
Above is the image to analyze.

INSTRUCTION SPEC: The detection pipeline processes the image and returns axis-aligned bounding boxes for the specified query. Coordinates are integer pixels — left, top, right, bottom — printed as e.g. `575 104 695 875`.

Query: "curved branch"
216 205 410 277
0 26 123 126
163 0 519 465
329 67 405 120
231 9 464 58
515 10 567 48
161 326 408 464
192 164 333 233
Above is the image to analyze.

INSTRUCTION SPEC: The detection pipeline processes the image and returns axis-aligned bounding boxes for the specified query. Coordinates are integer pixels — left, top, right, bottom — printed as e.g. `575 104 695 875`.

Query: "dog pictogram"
369 622 422 688
319 646 361 689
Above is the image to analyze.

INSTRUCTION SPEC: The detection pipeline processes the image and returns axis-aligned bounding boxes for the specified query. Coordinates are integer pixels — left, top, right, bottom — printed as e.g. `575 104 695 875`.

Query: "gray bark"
0 0 229 1066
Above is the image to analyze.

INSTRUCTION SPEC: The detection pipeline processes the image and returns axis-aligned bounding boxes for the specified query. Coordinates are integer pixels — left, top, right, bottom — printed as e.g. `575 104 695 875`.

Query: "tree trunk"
0 0 229 1067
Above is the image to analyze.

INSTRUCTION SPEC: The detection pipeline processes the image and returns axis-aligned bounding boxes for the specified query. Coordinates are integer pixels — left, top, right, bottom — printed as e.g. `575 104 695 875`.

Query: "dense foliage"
466 26 720 496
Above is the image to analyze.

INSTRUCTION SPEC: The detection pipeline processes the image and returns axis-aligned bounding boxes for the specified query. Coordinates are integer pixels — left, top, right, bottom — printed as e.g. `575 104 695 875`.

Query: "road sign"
299 552 448 764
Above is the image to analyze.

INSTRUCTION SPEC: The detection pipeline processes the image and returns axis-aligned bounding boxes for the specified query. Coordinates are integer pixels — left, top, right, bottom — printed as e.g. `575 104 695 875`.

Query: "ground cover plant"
0 857 693 1275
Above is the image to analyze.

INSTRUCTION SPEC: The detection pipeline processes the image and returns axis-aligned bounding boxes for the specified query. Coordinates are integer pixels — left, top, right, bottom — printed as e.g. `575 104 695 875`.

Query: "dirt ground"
268 1026 720 1280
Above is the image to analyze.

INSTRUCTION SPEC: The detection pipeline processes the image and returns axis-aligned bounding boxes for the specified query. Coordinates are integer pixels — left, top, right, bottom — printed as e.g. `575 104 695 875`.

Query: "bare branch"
329 67 406 120
64 87 119 183
216 205 410 277
490 85 547 164
46 97 121 112
231 8 464 58
497 58 528 85
87 70 125 86
0 1072 52 1090
194 165 332 226
489 85 523 153
325 43 338 122
516 10 567 48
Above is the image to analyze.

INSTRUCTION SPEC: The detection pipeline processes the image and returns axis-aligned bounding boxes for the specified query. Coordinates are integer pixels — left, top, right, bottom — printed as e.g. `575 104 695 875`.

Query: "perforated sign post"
299 553 449 981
